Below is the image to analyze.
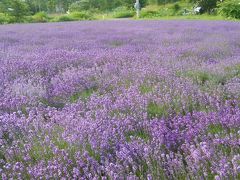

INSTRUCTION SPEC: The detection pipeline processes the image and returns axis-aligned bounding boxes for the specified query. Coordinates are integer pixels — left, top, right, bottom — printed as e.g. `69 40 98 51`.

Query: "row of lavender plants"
0 21 240 179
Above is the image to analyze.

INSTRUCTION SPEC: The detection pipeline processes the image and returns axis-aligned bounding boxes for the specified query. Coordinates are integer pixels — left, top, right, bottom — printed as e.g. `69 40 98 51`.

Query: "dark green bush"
141 9 169 18
69 0 90 12
113 7 135 18
55 15 75 22
140 10 159 18
172 3 181 13
70 12 94 20
32 12 49 23
51 11 94 22
170 3 184 15
113 11 135 18
0 0 30 22
196 0 218 14
141 8 176 18
217 0 240 19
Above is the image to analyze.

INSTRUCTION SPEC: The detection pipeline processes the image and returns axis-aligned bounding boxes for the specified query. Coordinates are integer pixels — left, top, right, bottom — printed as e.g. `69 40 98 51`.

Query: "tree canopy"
0 0 221 16
0 0 180 15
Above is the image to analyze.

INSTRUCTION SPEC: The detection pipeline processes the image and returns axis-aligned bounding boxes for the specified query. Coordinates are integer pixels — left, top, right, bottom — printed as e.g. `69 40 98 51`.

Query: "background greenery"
0 0 239 24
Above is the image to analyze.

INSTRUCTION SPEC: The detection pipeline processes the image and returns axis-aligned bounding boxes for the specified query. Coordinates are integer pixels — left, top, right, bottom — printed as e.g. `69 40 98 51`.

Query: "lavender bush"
0 20 240 179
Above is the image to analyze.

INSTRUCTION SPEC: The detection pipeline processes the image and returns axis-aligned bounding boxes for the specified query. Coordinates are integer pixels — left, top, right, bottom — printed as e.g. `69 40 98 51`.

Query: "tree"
0 0 30 22
217 0 240 19
10 0 29 21
120 0 148 8
194 0 218 13
0 0 9 14
69 0 91 12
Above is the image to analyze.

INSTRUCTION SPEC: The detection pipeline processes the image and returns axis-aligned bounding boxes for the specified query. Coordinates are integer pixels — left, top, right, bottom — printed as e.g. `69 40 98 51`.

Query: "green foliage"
0 0 232 23
0 150 6 162
54 15 76 22
217 0 240 19
70 11 94 20
139 84 153 94
32 12 49 22
172 2 181 12
135 160 149 178
208 123 239 136
29 126 69 164
114 11 135 18
0 13 12 24
3 0 30 22
52 11 94 22
112 6 135 18
207 124 224 134
170 2 183 15
148 0 179 5
141 3 183 18
183 65 240 88
69 0 90 12
70 88 95 103
196 0 218 14
147 95 210 119
184 71 228 86
40 98 65 108
141 0 149 7
218 144 232 156
69 0 148 12
125 129 150 142
86 143 101 162
140 9 160 18
225 64 240 77
29 139 54 163
187 71 211 85
147 102 168 119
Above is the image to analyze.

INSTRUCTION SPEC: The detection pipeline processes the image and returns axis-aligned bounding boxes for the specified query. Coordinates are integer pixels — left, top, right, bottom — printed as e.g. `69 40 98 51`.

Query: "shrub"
113 7 135 18
32 12 49 23
172 3 181 13
52 12 94 22
170 3 184 15
2 0 30 22
0 13 17 24
113 11 135 18
141 8 176 18
196 0 218 14
140 9 160 18
69 0 90 12
0 13 10 24
217 0 240 19
70 12 94 20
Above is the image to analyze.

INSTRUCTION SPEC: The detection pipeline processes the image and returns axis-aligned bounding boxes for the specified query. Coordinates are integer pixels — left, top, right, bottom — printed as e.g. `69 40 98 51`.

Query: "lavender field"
0 21 240 179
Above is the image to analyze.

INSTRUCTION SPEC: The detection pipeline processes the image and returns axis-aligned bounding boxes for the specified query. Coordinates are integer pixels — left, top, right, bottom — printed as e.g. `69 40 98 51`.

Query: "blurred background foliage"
0 0 239 24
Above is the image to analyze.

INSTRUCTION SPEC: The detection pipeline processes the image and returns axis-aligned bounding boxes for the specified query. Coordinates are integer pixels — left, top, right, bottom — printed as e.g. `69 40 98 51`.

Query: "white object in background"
7 8 14 11
194 7 202 14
